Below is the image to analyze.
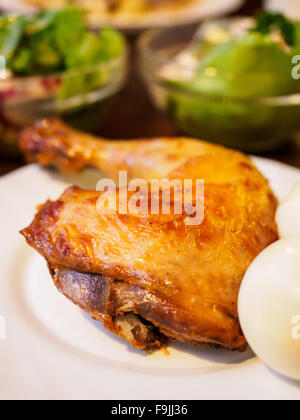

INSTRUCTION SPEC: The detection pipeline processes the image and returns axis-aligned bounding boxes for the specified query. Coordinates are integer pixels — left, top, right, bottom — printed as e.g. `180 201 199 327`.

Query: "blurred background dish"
0 8 128 157
0 0 300 174
0 0 244 29
0 62 127 157
139 15 300 153
265 0 300 20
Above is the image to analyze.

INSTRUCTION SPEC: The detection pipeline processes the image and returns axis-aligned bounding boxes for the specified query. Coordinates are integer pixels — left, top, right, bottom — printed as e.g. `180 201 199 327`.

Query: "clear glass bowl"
0 50 128 158
139 19 300 153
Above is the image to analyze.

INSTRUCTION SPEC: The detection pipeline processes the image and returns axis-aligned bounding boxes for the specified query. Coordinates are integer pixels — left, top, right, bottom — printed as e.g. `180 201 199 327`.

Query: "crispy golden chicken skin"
20 120 278 352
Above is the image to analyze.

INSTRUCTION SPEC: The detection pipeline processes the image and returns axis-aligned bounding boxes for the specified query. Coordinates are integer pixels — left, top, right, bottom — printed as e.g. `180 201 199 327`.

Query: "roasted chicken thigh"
20 120 278 352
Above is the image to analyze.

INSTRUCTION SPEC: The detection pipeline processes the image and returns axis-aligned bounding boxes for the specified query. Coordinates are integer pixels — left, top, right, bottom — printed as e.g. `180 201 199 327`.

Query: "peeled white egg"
238 237 300 381
276 180 300 238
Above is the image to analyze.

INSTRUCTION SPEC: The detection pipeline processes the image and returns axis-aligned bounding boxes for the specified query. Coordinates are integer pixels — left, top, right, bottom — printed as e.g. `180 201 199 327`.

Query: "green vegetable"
0 7 126 154
251 11 295 46
3 7 125 78
25 10 60 35
45 8 85 55
292 21 300 53
24 7 86 73
0 15 25 60
58 27 125 101
65 33 102 68
10 47 32 74
164 11 300 152
29 30 63 71
0 6 125 107
183 32 299 98
97 27 126 61
167 92 300 151
169 11 300 98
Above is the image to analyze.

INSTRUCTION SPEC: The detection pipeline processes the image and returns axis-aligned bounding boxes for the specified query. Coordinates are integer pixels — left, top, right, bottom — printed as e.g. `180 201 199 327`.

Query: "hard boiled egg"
238 237 300 381
276 180 300 238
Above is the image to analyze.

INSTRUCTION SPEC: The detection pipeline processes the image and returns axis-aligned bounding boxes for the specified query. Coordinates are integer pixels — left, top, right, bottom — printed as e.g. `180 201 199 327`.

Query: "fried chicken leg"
20 120 278 352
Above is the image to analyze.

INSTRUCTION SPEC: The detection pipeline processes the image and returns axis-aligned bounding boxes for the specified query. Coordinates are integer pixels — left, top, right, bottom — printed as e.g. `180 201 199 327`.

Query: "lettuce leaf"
252 11 295 46
0 15 25 61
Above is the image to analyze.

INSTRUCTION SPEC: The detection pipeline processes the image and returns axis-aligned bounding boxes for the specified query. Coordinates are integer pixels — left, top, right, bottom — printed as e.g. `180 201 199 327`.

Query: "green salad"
165 12 300 152
0 7 126 157
0 7 125 98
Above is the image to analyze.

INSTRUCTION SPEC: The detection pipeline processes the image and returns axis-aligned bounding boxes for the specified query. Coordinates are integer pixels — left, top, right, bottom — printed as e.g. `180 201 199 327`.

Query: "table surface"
1 0 300 177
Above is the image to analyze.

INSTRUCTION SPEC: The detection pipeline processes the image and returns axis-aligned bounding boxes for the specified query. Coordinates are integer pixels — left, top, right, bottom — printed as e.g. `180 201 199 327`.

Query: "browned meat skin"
49 265 165 350
50 265 240 350
19 119 216 182
20 119 279 352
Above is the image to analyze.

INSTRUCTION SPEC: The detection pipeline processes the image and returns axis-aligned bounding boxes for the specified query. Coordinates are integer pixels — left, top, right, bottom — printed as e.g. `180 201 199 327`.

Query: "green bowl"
139 20 300 153
0 51 128 158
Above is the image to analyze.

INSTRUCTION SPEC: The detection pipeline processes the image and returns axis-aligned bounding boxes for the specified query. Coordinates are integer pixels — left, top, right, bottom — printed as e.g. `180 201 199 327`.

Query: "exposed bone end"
114 313 166 351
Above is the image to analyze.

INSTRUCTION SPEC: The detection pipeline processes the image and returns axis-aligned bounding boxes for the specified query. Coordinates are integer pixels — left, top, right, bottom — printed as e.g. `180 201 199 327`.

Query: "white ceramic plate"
0 159 300 400
0 0 243 29
265 0 300 19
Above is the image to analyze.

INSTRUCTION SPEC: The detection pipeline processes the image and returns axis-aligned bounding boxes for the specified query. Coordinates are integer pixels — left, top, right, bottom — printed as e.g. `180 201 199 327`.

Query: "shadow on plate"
82 310 255 366
267 366 300 387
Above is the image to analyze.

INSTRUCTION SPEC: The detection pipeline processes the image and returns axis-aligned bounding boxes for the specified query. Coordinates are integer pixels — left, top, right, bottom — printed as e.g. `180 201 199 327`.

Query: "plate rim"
0 0 244 29
0 159 300 400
